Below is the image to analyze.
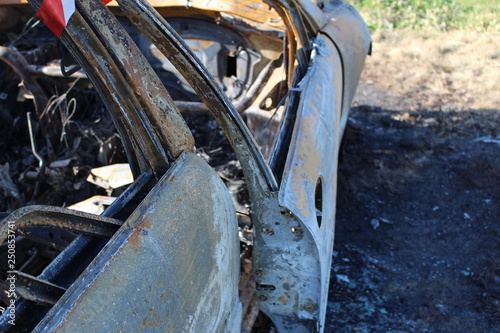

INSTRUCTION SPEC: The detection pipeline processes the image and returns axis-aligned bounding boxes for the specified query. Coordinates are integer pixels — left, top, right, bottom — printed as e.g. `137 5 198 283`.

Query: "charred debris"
0 5 288 329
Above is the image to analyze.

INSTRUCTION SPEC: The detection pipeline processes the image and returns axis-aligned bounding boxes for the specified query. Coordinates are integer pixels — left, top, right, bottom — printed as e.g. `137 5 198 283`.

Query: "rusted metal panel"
276 35 344 331
33 153 241 332
249 35 344 333
279 36 343 224
280 0 327 32
141 0 283 26
251 190 323 332
321 0 372 135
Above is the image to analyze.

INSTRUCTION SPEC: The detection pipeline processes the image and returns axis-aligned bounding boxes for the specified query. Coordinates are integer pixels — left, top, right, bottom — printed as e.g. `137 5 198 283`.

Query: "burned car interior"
0 0 370 331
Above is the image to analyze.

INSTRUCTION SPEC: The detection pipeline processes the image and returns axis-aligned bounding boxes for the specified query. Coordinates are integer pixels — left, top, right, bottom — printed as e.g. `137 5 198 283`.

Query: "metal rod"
77 0 194 161
15 272 66 307
0 173 152 330
27 64 88 79
0 206 123 245
26 112 45 168
117 0 278 192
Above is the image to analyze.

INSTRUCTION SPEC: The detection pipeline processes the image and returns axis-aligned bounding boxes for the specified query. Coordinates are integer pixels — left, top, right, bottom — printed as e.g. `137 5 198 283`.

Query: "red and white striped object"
36 0 113 37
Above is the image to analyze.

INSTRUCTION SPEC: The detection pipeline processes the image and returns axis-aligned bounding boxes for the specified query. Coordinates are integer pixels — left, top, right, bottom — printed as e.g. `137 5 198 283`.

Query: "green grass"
347 0 500 32
454 0 500 31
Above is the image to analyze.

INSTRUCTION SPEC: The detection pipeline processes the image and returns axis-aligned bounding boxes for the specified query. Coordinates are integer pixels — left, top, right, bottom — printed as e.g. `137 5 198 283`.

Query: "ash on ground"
326 30 500 332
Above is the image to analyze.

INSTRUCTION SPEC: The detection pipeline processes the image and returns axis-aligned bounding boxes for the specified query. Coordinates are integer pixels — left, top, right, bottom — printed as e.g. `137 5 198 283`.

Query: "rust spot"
159 291 170 301
278 296 288 303
141 307 159 327
113 276 118 282
303 301 317 314
129 229 141 246
129 218 152 246
143 219 152 229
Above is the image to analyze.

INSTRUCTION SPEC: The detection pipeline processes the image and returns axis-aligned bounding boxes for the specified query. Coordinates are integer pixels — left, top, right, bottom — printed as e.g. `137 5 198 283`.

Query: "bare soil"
326 30 500 332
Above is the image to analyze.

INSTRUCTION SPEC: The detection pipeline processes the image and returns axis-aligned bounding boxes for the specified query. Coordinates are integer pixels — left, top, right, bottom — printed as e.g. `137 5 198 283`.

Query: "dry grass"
354 30 500 111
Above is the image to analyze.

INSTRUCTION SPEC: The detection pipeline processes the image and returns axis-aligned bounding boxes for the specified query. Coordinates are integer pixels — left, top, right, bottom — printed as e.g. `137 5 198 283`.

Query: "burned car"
0 0 370 331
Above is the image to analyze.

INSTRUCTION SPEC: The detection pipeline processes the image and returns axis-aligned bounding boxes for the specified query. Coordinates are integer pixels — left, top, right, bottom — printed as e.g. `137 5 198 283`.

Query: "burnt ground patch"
326 106 500 332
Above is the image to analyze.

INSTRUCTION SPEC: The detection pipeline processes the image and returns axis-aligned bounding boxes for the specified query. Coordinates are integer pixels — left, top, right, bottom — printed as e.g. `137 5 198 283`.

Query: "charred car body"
0 0 370 331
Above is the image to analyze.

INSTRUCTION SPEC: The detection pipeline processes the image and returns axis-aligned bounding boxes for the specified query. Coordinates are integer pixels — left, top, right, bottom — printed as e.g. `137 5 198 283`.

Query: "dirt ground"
325 30 500 332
